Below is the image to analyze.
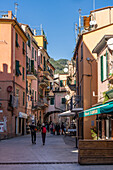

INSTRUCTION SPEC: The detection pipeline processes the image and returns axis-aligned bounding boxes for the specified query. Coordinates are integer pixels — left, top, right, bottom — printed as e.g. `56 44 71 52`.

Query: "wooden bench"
78 140 113 165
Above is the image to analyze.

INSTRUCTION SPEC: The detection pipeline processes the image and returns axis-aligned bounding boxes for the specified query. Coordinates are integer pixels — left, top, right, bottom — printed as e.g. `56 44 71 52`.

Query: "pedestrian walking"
29 121 37 144
41 123 46 145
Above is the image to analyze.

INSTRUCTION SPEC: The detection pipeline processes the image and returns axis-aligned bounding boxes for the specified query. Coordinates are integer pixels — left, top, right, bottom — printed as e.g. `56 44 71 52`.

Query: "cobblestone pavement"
0 133 113 170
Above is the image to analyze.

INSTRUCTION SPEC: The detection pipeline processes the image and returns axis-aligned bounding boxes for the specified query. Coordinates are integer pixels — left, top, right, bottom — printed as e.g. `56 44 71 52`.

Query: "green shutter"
35 50 36 61
106 51 108 78
22 67 24 80
31 60 34 73
16 33 19 47
16 60 21 76
60 80 63 87
101 56 103 82
35 91 36 102
26 81 28 93
32 47 34 58
23 42 25 55
23 92 25 106
50 98 54 105
62 98 66 104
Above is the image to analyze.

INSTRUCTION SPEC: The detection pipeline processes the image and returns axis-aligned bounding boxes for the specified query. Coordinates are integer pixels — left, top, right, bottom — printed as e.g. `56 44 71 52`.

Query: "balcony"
27 70 37 80
39 80 48 88
108 75 113 84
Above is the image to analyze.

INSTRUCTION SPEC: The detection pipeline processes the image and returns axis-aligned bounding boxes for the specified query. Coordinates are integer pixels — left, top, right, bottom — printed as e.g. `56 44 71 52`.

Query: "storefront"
78 101 113 140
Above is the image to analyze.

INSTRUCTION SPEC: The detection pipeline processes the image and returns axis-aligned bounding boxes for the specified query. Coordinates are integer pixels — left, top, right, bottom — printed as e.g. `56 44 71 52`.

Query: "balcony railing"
27 69 37 80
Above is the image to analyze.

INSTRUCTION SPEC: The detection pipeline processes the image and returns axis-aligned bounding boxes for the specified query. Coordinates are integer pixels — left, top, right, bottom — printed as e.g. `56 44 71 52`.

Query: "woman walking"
41 123 46 145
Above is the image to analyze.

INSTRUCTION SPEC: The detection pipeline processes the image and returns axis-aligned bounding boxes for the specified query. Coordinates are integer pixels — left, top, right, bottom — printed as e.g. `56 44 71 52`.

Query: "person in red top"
41 123 46 145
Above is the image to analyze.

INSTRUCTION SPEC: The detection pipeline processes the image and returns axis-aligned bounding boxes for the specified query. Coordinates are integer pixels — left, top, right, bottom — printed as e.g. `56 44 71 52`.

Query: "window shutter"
22 67 24 80
23 42 25 55
35 91 36 102
26 81 28 93
81 42 83 60
50 98 54 105
62 98 66 104
32 47 34 58
35 50 36 61
101 56 103 82
60 80 63 87
31 60 34 73
23 92 25 106
106 51 108 78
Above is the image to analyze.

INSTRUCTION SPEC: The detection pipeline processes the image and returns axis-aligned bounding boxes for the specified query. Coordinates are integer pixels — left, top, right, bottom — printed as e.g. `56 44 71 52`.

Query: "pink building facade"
0 11 28 139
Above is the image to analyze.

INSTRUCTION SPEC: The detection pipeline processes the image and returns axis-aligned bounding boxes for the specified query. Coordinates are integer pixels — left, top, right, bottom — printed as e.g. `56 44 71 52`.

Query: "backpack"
42 127 46 133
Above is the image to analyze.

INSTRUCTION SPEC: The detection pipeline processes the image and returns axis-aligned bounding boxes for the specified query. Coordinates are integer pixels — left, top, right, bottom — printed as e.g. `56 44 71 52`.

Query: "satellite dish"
64 67 68 73
107 38 113 51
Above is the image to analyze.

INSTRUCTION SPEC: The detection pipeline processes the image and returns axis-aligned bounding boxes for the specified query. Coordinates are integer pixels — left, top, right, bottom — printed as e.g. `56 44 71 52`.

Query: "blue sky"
0 0 113 60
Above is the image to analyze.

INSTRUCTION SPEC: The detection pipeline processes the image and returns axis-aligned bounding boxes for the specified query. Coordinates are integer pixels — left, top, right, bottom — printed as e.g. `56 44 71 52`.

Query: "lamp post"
86 58 94 108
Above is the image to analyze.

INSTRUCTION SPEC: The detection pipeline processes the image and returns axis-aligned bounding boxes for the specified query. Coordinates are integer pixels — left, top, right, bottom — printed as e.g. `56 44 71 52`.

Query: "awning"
100 102 113 114
19 112 27 119
58 110 75 117
79 101 113 117
72 107 83 112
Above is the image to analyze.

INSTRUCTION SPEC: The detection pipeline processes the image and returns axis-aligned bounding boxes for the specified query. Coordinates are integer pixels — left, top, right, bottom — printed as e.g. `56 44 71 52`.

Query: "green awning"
79 101 113 117
100 102 113 114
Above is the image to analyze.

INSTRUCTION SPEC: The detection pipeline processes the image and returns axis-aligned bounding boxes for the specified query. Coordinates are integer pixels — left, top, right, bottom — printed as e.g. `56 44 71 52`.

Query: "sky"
0 0 113 60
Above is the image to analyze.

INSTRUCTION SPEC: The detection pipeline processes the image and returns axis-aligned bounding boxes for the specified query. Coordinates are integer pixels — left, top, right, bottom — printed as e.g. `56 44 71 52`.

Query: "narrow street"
0 134 113 170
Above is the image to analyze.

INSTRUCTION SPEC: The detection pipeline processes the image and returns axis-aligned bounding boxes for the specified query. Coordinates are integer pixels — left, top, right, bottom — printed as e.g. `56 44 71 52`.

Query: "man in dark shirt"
29 122 37 144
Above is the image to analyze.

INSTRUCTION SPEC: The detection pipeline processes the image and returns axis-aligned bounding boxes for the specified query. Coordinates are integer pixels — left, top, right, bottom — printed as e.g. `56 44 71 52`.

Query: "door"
22 118 24 135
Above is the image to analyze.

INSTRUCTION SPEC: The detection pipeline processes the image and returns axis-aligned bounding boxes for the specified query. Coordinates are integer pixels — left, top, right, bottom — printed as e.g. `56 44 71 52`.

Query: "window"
44 41 47 50
35 50 36 61
43 56 46 71
23 92 25 106
29 58 31 71
22 67 24 80
50 98 54 105
32 47 34 58
22 42 25 55
16 33 18 46
41 54 42 64
31 60 34 73
15 60 21 76
26 81 28 93
60 80 63 87
28 34 31 47
101 51 108 82
35 91 36 102
62 98 66 104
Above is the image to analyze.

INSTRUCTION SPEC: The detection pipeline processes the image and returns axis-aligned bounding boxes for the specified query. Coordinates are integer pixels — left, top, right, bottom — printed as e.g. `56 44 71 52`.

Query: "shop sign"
79 108 100 117
0 122 4 132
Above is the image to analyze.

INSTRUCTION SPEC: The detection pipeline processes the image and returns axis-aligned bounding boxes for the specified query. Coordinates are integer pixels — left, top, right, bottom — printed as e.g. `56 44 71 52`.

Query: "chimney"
8 11 12 19
34 29 37 36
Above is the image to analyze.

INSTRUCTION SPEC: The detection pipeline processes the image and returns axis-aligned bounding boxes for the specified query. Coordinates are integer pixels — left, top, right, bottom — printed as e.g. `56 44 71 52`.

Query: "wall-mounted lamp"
86 57 95 62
